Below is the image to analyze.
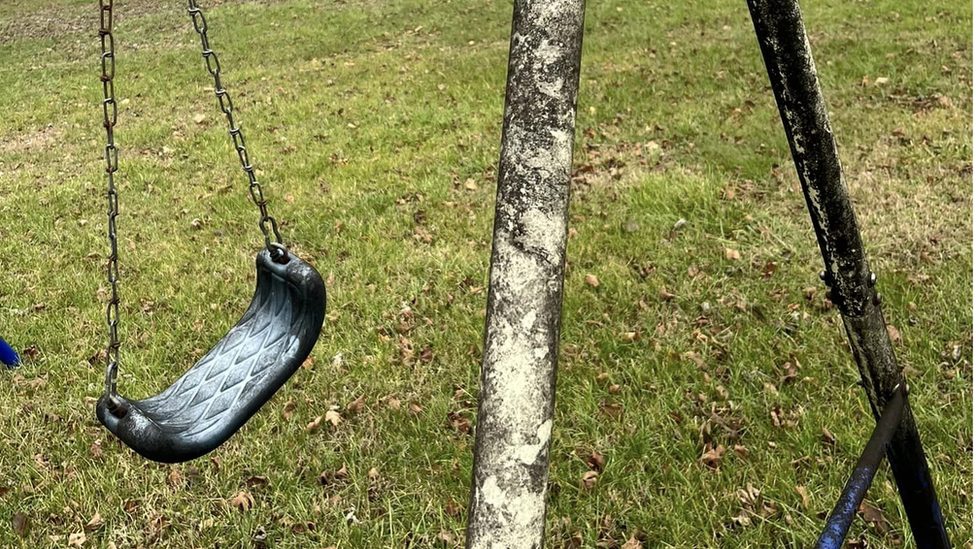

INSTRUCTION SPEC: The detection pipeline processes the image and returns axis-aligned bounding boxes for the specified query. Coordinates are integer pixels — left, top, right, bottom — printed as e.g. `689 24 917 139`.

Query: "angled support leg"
465 0 586 547
814 385 906 549
745 1 949 547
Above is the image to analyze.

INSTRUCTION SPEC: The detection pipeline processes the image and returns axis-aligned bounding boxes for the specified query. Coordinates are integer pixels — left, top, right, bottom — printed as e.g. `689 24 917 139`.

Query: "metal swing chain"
186 0 288 261
98 0 123 404
98 1 289 406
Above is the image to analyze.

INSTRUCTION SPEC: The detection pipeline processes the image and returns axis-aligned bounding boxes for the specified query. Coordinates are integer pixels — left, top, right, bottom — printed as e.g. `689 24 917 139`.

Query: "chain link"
98 0 123 406
98 1 288 405
186 0 287 261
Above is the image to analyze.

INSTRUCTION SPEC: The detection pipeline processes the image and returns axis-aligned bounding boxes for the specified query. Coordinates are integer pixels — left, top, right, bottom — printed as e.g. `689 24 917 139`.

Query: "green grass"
0 0 971 547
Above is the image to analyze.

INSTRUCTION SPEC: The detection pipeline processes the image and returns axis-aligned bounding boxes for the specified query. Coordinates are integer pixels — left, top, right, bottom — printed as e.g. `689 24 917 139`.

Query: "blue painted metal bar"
814 385 907 549
0 336 20 368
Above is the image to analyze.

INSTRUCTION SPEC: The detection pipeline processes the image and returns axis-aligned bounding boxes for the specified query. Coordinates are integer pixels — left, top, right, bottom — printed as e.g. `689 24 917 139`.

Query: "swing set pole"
814 385 906 549
465 0 586 547
745 1 949 547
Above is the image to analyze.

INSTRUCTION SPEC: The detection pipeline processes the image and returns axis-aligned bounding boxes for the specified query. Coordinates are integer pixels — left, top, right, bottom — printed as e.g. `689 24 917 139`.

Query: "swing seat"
96 250 326 463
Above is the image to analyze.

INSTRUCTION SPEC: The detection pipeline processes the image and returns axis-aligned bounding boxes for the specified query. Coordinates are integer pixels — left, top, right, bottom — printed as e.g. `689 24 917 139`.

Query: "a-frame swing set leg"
745 0 950 547
465 0 586 547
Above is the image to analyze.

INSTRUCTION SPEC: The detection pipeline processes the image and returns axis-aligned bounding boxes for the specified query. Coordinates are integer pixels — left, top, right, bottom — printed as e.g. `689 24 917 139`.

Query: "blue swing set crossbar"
813 385 907 549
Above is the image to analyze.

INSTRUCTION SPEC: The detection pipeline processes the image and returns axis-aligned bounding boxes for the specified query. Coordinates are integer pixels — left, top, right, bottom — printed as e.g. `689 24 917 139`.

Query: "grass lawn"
0 0 971 547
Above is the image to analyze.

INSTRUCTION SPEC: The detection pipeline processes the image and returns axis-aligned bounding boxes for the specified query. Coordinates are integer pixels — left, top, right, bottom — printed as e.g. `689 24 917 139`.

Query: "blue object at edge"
0 336 20 367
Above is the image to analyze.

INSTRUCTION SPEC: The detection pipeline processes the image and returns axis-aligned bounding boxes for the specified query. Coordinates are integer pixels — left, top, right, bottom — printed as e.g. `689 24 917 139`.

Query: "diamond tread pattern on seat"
136 273 297 438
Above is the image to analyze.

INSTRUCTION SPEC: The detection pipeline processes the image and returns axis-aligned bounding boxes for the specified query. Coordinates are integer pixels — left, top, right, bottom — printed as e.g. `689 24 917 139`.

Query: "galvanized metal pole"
465 0 586 547
745 1 949 547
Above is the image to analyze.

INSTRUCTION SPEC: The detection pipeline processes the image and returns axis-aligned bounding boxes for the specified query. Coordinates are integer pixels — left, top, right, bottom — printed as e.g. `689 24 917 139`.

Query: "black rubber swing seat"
96 250 326 463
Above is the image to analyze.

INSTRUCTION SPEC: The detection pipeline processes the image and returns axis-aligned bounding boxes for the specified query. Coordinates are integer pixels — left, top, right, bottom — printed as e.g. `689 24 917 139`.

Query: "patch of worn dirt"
0 0 288 45
0 124 62 155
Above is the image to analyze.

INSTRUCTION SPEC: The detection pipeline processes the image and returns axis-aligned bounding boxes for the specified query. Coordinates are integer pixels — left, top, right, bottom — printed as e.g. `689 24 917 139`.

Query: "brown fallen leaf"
68 532 86 547
795 485 810 509
886 324 902 343
581 470 599 490
437 530 454 545
283 400 297 420
306 415 323 433
821 427 836 447
585 274 600 287
444 498 463 517
725 248 741 260
347 395 366 414
586 450 605 472
700 444 725 469
84 512 105 532
229 490 255 512
319 465 349 486
12 513 28 537
621 536 642 549
325 410 343 427
858 501 889 534
599 402 623 419
167 469 183 487
731 509 752 527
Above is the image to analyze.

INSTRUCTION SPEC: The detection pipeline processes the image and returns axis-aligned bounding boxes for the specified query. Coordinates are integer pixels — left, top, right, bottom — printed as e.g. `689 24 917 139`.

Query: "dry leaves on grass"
12 513 28 537
858 501 890 535
621 536 642 549
320 464 349 485
699 444 725 469
586 450 605 472
325 410 343 427
283 400 297 420
581 470 599 490
229 490 255 512
347 395 366 414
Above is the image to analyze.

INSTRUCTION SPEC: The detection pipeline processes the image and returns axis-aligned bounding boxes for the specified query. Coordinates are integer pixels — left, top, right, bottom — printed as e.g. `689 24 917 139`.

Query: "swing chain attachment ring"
99 0 123 403
186 0 288 263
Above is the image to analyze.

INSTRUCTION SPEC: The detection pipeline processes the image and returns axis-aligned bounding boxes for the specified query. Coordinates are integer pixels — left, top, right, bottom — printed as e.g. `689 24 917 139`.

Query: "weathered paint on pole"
814 385 906 549
465 0 585 547
745 1 950 547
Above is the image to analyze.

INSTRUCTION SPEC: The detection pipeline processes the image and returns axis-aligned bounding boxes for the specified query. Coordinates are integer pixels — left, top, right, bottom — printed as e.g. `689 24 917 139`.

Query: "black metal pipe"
465 1 586 547
814 385 907 549
744 1 949 547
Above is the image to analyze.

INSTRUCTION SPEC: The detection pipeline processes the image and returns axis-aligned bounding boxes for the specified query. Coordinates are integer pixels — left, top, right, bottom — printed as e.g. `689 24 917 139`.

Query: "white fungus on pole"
464 0 586 548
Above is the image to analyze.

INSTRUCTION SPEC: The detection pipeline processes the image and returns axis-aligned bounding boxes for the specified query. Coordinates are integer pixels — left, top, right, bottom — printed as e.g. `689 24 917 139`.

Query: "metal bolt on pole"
465 0 586 547
745 1 949 547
